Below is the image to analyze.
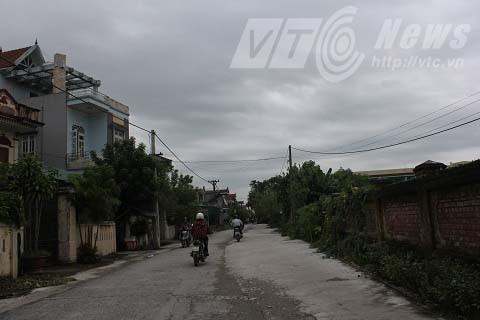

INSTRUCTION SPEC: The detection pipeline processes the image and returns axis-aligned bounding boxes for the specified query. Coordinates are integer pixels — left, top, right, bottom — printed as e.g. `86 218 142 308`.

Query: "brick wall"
431 184 480 253
369 161 480 257
382 196 422 245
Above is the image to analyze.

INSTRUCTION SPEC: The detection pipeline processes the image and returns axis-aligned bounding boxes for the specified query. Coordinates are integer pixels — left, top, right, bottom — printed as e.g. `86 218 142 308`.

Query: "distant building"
356 160 473 184
0 43 130 171
197 187 230 225
355 167 415 184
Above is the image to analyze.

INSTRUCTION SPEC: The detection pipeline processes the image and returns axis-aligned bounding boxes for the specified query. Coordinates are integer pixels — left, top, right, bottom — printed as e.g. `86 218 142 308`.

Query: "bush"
77 243 98 264
328 239 480 318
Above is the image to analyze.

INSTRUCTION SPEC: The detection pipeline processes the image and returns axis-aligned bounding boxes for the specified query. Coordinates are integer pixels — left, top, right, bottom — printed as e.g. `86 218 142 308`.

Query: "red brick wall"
431 185 480 252
382 196 422 244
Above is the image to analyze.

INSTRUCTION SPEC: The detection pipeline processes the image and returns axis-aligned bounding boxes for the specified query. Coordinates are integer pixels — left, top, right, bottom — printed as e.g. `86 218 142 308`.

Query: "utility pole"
208 179 219 191
288 145 294 222
288 145 293 172
150 129 156 155
151 129 161 248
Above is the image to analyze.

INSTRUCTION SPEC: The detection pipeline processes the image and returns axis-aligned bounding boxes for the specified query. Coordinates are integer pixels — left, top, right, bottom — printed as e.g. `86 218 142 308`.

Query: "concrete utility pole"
288 145 294 222
208 179 219 191
151 130 161 248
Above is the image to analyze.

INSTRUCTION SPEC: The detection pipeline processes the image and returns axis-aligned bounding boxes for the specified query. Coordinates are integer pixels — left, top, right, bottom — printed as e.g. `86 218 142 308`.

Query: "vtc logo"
231 7 365 83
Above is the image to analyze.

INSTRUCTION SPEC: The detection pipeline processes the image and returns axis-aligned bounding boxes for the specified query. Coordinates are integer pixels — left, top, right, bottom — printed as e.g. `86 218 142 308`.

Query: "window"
114 128 125 143
21 135 36 155
72 126 86 158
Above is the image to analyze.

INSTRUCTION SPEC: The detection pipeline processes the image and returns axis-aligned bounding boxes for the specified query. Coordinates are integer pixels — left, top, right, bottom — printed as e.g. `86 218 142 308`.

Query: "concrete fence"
367 161 480 257
77 223 116 256
0 224 23 278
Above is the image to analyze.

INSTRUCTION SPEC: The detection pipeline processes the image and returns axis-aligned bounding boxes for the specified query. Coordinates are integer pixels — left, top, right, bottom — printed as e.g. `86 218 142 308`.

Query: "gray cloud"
2 0 479 200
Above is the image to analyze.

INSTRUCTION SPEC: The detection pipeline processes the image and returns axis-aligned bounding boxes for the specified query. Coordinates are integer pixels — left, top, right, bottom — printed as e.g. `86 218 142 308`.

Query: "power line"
180 156 286 163
324 90 480 152
280 147 289 175
346 97 480 151
293 114 480 155
153 133 210 183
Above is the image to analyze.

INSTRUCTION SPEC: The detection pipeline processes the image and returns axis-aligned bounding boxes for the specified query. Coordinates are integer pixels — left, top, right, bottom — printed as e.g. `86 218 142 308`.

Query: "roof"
226 193 236 200
356 168 414 178
0 46 32 69
1 44 100 92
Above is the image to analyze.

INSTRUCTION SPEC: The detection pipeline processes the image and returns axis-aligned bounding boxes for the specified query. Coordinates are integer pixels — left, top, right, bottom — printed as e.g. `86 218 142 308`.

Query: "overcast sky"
2 0 479 200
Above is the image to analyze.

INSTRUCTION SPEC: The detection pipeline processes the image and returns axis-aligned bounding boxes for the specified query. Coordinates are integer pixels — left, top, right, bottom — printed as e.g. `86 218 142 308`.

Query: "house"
0 42 126 264
197 187 230 225
0 89 43 277
225 193 237 205
0 43 130 171
0 89 44 164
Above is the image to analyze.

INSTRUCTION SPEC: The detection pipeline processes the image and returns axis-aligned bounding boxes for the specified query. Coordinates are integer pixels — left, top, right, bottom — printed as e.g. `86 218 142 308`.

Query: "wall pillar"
57 192 77 263
417 185 435 251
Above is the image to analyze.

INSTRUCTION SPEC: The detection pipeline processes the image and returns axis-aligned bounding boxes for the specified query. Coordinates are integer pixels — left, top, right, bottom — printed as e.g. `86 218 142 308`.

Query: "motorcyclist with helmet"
191 212 210 256
231 215 244 235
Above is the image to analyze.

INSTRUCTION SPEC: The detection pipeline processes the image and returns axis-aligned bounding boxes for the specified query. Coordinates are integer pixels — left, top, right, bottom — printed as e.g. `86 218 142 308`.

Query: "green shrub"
77 243 98 264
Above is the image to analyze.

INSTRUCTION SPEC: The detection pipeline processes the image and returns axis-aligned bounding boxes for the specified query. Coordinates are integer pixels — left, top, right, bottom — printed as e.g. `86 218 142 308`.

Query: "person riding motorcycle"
179 217 192 242
231 215 244 235
191 213 209 256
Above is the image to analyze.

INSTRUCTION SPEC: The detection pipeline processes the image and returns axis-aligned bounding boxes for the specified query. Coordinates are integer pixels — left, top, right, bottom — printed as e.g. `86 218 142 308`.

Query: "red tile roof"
225 194 237 201
0 46 32 69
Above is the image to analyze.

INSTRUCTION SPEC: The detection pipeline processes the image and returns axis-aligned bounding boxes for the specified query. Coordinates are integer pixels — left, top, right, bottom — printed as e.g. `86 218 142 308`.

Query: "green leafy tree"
8 156 57 255
69 165 120 249
160 169 197 225
92 138 171 222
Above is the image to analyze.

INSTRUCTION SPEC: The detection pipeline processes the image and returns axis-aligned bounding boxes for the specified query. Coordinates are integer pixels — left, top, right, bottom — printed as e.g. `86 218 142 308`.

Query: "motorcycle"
191 239 206 266
233 227 242 242
180 229 191 248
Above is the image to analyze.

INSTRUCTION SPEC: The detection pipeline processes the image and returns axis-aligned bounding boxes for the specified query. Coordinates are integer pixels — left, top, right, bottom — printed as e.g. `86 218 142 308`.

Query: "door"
0 147 9 163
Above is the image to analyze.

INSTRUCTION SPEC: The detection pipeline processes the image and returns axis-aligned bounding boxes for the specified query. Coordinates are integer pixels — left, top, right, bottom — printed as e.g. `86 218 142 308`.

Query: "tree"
160 169 197 225
0 164 17 226
92 138 171 222
8 156 57 255
69 165 120 249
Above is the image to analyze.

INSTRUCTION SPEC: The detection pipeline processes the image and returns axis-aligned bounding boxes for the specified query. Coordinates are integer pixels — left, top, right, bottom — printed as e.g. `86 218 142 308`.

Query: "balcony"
66 151 94 170
67 88 129 116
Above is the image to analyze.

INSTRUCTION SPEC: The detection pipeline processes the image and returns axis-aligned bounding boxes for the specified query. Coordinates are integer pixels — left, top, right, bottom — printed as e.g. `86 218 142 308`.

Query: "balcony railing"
66 151 94 170
67 88 129 115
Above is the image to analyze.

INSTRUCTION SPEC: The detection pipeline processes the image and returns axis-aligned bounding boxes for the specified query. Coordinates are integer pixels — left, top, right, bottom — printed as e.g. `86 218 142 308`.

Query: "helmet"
196 212 205 220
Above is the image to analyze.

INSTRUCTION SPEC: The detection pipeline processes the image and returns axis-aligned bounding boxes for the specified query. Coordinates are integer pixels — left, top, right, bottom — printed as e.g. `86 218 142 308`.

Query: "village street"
0 225 436 320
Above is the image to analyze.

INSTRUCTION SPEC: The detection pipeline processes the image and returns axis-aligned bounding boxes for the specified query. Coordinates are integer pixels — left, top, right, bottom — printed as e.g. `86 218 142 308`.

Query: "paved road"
0 225 437 320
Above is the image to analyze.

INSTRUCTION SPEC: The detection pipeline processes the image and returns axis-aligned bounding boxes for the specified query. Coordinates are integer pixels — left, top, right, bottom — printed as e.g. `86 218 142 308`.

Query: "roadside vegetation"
248 161 480 319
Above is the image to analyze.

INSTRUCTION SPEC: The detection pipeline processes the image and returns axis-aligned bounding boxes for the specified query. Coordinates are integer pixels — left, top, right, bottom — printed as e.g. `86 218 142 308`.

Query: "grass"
0 274 74 299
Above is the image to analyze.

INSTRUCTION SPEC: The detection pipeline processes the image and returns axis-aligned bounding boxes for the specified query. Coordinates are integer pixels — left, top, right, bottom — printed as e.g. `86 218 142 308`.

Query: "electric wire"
345 97 480 151
324 90 480 152
292 114 480 155
153 133 210 183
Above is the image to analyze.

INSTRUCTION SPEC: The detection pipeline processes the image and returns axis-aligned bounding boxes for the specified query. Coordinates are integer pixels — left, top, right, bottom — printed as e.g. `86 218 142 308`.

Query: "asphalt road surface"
0 225 437 320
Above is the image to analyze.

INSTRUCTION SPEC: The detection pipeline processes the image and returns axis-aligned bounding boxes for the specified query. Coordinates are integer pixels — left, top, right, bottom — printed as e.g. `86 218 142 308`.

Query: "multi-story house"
0 89 44 164
0 43 130 171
